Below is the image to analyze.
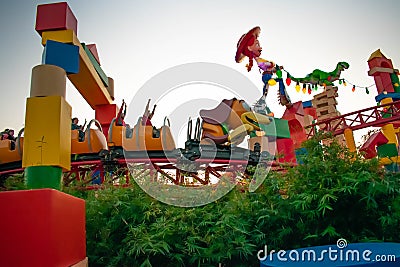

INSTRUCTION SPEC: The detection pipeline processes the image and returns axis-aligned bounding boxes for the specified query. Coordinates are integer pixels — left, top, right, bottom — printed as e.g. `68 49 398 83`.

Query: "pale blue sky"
1 0 400 145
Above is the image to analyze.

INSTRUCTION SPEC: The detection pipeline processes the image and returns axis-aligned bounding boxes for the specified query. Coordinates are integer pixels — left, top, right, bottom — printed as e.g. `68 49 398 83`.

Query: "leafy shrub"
74 137 400 266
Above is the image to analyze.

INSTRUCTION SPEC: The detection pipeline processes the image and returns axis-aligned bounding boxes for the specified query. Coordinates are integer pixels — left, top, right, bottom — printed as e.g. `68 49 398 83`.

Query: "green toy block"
377 143 398 158
81 43 109 87
25 166 63 190
259 118 290 139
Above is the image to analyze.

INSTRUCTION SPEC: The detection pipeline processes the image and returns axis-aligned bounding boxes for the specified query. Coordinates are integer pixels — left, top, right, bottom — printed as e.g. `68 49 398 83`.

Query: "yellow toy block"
344 128 356 152
380 156 400 165
381 123 398 146
41 29 79 46
380 97 393 110
23 96 71 170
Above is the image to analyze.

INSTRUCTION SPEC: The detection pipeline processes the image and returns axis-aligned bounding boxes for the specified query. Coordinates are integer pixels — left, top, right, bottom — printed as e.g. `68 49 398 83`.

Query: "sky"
1 0 400 147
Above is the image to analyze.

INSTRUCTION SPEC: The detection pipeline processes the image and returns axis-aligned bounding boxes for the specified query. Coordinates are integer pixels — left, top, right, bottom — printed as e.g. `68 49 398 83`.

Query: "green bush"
71 137 400 266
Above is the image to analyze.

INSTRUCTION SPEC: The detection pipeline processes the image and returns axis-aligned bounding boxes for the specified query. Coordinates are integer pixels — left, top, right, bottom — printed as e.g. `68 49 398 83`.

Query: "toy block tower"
312 86 346 146
368 49 398 94
0 3 87 267
363 50 400 169
36 2 116 138
368 50 400 167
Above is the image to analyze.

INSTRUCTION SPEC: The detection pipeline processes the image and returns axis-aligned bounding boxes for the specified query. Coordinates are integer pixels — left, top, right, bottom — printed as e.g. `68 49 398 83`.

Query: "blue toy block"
42 40 79 74
302 100 313 108
384 163 400 172
375 92 400 102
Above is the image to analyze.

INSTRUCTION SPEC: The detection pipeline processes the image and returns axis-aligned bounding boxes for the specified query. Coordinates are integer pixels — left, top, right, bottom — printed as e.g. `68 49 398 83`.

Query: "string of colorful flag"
271 67 376 95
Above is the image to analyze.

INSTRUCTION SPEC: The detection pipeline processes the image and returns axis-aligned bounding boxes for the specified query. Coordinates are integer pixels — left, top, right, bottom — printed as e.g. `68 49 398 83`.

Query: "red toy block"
360 131 389 159
35 2 78 36
304 107 317 119
276 138 296 163
287 119 307 149
0 189 86 267
95 104 119 138
282 101 304 120
87 44 101 65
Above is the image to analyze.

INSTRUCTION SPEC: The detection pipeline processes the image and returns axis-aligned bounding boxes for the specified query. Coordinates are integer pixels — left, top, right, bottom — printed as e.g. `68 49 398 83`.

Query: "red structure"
281 101 307 149
368 49 396 94
360 132 389 159
35 2 78 35
95 104 119 139
0 189 86 267
306 100 400 138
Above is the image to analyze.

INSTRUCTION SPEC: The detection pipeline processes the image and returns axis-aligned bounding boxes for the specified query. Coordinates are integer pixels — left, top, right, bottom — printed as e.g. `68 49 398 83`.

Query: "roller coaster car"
0 139 23 164
124 117 176 152
107 117 176 152
71 119 108 155
0 128 24 171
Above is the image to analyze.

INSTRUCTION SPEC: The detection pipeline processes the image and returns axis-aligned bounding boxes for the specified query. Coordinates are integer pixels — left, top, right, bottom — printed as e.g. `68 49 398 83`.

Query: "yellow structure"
344 128 356 153
381 123 398 146
379 97 398 147
380 157 400 165
23 95 71 170
41 29 79 46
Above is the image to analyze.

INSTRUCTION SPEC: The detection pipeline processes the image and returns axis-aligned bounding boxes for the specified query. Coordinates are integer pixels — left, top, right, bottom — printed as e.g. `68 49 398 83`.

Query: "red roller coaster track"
306 100 400 138
62 157 289 189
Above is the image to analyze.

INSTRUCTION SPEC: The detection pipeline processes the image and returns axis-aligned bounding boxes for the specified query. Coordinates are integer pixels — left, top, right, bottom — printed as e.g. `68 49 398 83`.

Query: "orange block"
0 189 86 267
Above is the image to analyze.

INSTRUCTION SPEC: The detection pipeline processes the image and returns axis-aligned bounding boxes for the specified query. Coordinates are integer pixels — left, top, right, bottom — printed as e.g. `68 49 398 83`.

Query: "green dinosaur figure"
289 61 350 86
